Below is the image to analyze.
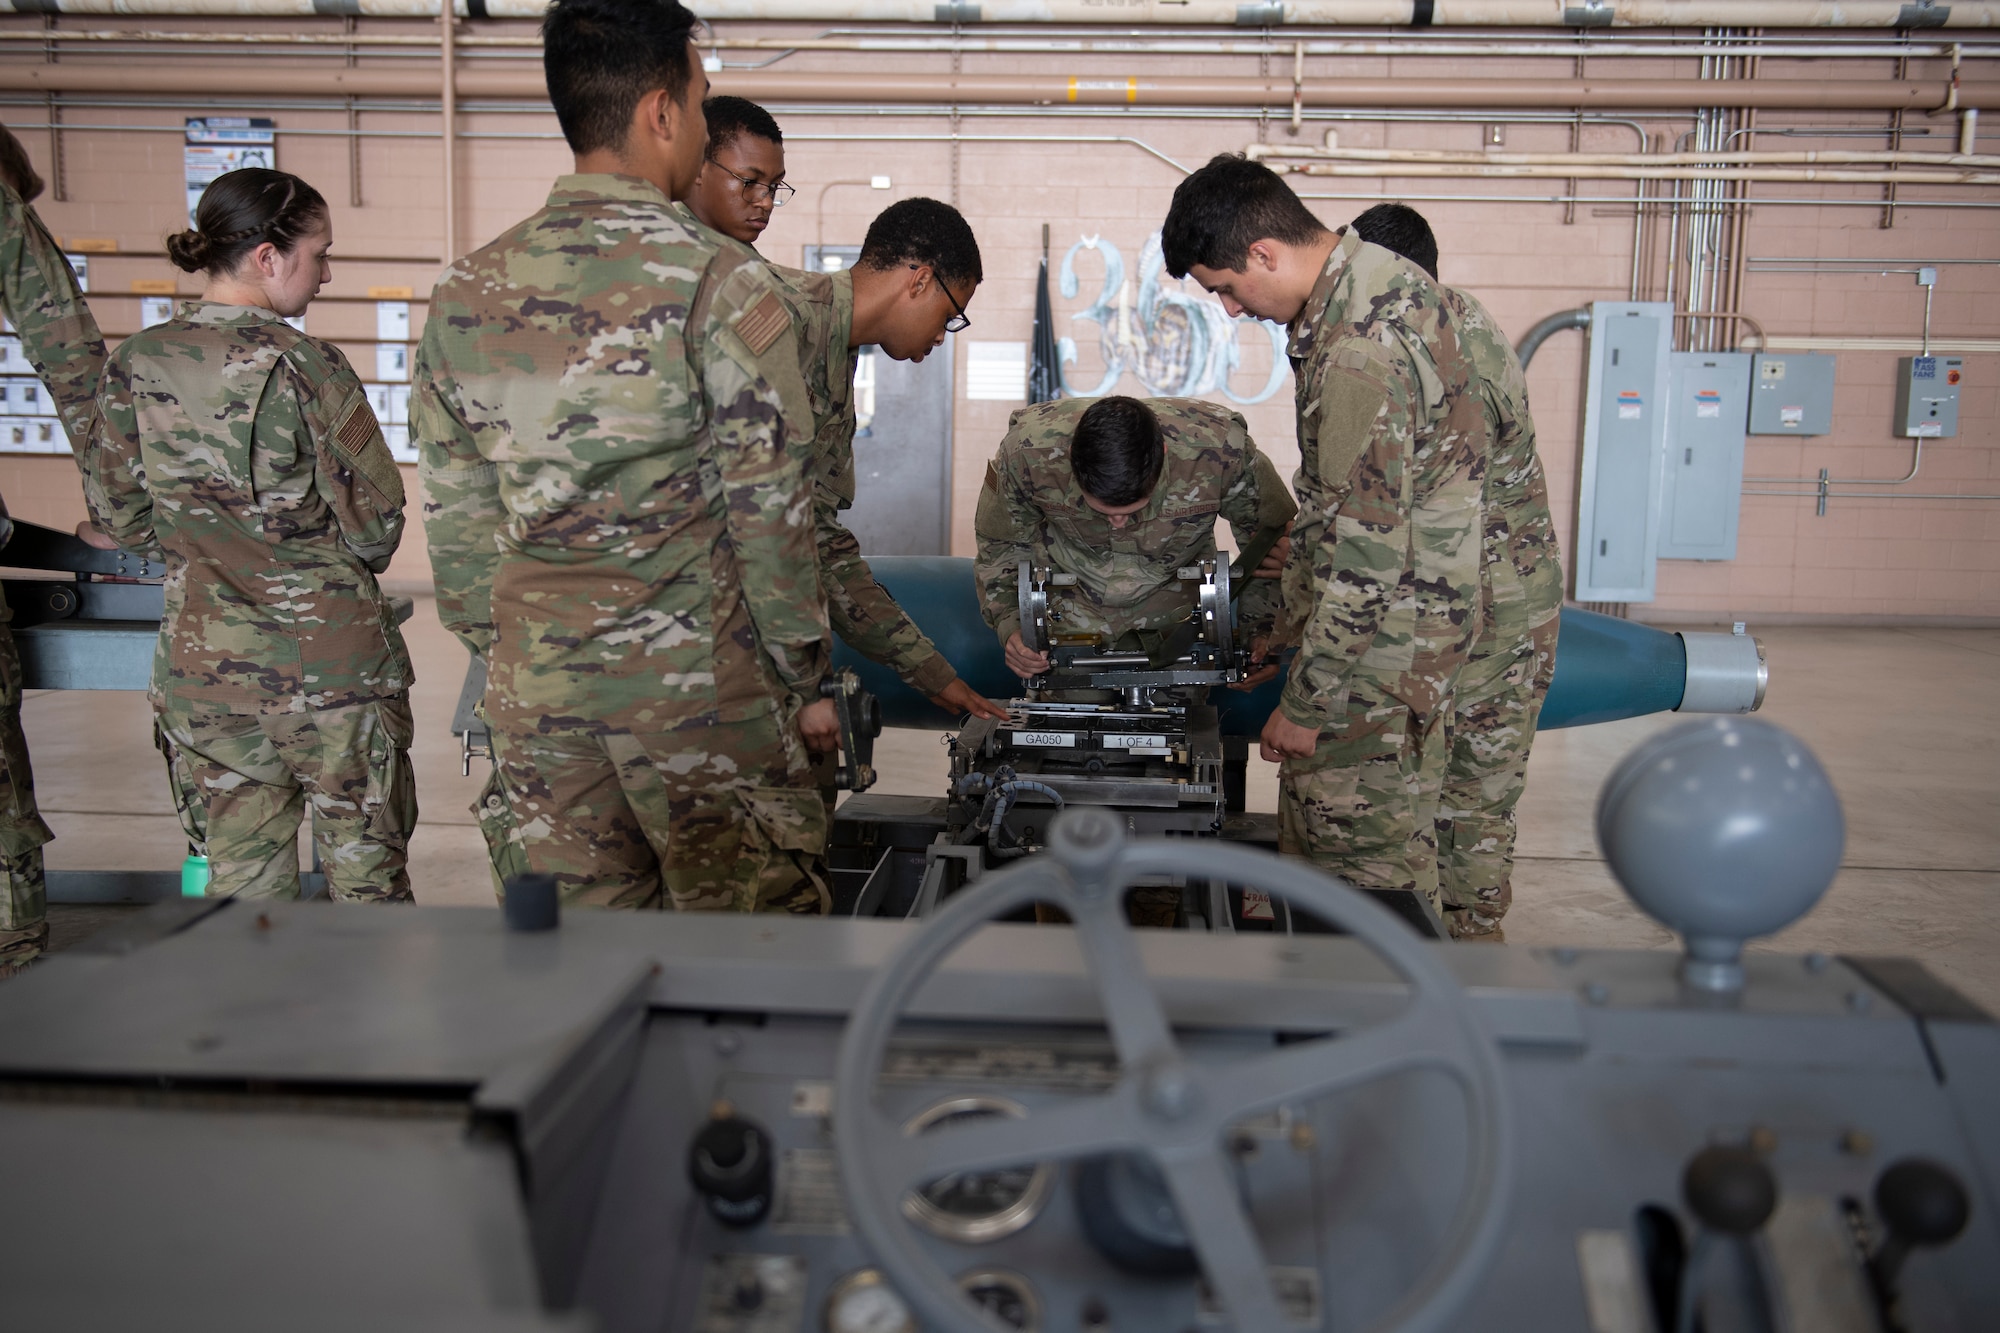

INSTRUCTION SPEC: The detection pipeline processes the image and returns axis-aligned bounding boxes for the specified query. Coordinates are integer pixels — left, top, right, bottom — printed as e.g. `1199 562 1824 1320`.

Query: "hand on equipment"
1259 709 1319 763
1004 631 1051 680
1231 633 1281 691
1252 522 1291 578
74 520 119 551
929 677 1008 721
798 698 841 752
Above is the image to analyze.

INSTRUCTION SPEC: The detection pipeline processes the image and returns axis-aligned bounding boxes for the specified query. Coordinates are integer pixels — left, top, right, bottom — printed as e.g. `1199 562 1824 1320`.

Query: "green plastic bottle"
180 854 210 899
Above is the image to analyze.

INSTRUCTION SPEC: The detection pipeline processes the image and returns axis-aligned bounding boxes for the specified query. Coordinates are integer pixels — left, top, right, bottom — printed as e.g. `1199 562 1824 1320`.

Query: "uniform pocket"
360 697 417 841
471 764 527 889
736 784 830 915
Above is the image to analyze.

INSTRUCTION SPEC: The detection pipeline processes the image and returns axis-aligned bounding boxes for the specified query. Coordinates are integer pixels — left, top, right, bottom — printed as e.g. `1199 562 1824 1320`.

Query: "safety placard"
185 117 275 225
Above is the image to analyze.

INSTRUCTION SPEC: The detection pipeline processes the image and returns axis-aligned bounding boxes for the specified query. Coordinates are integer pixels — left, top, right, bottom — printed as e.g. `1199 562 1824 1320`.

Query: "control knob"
1870 1157 1972 1330
688 1101 775 1228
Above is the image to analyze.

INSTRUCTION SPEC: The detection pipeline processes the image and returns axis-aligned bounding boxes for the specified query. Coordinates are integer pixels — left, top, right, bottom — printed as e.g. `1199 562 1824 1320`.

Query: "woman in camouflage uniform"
86 169 417 902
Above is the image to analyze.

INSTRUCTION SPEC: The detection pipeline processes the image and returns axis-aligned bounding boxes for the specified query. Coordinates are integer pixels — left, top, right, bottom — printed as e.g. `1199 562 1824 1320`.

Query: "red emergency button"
1946 369 1961 385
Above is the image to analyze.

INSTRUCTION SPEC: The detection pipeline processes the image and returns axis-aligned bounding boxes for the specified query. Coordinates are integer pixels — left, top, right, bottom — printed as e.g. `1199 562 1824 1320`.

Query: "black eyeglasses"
920 265 972 333
705 158 795 206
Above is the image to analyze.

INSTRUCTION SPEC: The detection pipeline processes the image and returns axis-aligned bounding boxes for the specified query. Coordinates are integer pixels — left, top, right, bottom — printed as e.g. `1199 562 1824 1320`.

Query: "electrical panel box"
1894 355 1962 437
1748 352 1835 435
1658 351 1752 562
1574 302 1674 603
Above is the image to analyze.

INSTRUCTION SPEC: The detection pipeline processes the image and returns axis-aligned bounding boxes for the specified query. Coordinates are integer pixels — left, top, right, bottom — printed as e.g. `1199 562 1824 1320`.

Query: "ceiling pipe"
1273 162 2000 182
8 29 2000 61
1253 144 2000 167
7 1 1994 25
2 64 1996 111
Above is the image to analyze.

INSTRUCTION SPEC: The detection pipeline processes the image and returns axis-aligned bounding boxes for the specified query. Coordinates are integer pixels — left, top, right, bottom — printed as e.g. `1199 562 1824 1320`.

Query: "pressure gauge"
823 1268 914 1333
956 1267 1043 1332
900 1095 1054 1243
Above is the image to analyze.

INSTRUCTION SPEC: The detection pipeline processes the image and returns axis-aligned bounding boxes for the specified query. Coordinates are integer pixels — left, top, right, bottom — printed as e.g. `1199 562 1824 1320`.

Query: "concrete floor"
26 600 2000 1014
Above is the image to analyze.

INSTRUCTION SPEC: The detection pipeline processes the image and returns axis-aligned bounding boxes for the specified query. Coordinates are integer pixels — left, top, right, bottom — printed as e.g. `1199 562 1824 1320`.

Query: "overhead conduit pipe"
3 64 1997 111
0 0 1994 25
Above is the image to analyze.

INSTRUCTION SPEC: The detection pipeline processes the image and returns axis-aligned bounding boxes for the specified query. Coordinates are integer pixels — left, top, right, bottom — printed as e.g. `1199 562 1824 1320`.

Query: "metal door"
803 245 954 556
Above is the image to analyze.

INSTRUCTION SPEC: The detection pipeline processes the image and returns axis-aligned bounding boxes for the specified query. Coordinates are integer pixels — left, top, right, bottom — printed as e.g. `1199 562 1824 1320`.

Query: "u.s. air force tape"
734 291 789 356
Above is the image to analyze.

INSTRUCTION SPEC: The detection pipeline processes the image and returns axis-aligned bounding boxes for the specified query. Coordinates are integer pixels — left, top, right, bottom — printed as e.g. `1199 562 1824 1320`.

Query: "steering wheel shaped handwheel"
833 808 1515 1332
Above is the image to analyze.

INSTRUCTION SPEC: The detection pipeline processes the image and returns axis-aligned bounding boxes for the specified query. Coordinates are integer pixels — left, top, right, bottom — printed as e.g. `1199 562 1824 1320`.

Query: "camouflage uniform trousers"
479 709 830 914
1437 616 1560 940
1277 682 1452 920
0 627 52 969
154 697 417 903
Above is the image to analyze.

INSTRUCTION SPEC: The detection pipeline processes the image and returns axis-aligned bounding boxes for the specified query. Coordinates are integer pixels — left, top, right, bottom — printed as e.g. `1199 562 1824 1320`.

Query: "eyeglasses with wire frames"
704 157 796 206
919 265 972 333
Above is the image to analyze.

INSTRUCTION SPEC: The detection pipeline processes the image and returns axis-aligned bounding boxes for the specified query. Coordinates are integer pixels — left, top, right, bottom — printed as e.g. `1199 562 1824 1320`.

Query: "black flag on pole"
1028 222 1062 404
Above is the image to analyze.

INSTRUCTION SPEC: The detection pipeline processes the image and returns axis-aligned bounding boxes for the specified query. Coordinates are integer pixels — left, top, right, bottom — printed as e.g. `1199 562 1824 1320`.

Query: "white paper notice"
376 301 410 342
184 117 276 225
965 340 1027 401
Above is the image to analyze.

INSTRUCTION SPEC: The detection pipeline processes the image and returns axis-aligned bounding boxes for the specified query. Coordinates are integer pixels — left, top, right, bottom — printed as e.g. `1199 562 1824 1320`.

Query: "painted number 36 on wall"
1057 230 1289 405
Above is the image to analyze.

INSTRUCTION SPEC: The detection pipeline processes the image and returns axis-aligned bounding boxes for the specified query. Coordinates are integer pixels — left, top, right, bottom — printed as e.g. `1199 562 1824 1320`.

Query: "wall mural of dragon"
1056 230 1289 405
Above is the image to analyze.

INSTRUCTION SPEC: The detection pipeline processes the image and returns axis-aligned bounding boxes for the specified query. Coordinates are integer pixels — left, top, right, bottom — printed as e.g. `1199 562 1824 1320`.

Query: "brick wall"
3 20 1995 619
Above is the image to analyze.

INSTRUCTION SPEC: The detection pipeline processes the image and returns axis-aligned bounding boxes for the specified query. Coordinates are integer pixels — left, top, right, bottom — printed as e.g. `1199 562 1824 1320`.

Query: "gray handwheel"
833 807 1514 1333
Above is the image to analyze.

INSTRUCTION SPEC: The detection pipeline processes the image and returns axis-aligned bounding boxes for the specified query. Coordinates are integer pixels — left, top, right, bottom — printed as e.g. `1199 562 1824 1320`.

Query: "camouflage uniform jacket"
973 396 1296 648
0 179 108 611
85 302 413 716
413 174 826 735
1278 228 1490 730
1443 285 1563 647
0 179 105 465
769 263 957 696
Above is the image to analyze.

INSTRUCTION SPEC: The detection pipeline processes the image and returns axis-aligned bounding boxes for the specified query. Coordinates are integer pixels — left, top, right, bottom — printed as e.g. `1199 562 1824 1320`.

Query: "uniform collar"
546 173 674 210
178 301 290 328
830 268 855 353
1286 226 1360 360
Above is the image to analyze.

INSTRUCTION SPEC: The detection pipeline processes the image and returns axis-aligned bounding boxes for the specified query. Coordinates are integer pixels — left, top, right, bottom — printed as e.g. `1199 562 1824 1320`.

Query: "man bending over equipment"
973 394 1295 681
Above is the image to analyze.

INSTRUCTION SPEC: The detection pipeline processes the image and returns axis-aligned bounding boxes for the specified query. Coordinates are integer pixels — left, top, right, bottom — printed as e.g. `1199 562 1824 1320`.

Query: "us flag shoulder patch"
734 290 789 356
336 400 378 455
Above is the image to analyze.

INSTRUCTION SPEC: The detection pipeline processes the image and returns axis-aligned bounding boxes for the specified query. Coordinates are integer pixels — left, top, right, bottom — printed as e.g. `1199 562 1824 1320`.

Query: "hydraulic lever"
820 668 883 793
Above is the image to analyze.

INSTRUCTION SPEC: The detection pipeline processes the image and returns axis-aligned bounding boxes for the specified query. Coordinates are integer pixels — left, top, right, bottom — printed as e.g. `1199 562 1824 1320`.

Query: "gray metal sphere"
1596 718 1845 965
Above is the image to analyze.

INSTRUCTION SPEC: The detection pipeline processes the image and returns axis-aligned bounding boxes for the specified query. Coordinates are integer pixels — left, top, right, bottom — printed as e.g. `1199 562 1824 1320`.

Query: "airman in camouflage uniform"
415 174 831 914
1267 232 1488 916
972 396 1295 661
1164 160 1490 919
87 303 417 903
0 127 107 970
1432 286 1561 938
772 261 987 704
1346 202 1563 938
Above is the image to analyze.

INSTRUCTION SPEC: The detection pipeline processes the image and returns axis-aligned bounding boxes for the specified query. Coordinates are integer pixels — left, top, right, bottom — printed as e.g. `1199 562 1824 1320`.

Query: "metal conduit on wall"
0 1 1995 25
5 27 2000 60
2 64 1998 111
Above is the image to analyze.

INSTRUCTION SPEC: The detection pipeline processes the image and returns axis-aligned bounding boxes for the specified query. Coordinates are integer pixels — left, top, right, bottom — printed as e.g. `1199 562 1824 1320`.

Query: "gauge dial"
900 1095 1054 1243
824 1268 915 1333
956 1267 1043 1332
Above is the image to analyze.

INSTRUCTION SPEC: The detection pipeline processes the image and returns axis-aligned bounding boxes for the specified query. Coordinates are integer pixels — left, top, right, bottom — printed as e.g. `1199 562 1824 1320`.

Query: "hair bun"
164 228 212 274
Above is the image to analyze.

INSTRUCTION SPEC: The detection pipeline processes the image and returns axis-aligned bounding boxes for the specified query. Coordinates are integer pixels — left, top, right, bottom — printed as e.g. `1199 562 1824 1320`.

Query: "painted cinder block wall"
1 19 1994 621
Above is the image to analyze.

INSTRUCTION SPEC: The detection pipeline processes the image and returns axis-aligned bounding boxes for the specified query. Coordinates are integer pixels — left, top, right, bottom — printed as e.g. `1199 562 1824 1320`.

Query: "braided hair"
166 168 328 276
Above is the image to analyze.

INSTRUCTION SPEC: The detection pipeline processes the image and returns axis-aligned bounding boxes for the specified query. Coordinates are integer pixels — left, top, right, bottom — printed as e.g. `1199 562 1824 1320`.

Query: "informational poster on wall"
185 117 276 225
